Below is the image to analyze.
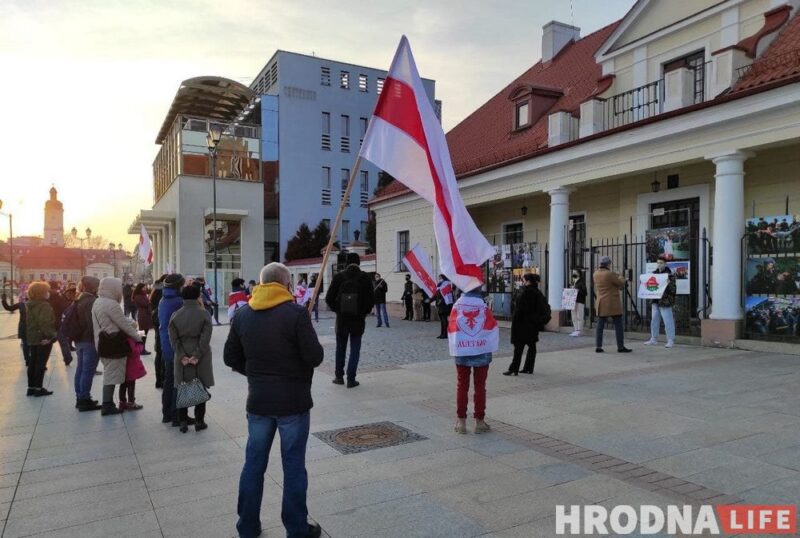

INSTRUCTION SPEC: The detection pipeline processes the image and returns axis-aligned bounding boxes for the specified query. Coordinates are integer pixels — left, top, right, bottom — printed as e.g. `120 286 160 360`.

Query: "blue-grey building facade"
250 51 439 262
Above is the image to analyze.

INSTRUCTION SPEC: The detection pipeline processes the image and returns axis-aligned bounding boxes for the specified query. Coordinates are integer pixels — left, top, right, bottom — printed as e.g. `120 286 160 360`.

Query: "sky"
0 0 633 249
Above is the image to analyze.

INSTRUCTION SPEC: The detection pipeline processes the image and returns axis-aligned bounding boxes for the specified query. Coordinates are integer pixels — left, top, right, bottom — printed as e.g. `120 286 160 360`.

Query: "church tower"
44 186 65 247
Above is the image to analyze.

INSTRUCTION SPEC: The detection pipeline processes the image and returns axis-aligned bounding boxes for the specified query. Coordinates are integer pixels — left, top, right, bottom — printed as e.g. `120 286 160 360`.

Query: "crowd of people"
746 215 800 254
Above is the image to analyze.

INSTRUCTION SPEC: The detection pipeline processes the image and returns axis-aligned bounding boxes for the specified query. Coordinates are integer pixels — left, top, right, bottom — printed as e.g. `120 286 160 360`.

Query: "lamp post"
0 200 13 303
71 226 92 277
206 124 223 324
108 242 116 278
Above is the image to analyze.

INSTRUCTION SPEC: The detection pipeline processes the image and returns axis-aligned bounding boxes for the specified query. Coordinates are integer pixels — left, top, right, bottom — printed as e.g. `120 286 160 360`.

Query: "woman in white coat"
92 277 142 415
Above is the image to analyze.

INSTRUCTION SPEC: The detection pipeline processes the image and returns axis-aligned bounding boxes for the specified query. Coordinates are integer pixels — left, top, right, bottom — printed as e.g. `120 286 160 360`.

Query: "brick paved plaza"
1 311 799 537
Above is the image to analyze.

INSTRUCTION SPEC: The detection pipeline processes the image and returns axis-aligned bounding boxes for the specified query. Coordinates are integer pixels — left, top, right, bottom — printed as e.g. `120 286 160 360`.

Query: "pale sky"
0 0 633 249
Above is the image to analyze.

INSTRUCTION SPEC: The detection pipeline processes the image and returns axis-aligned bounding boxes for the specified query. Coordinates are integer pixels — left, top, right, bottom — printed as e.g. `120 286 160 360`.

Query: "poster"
645 262 690 295
745 257 800 296
745 295 800 337
637 273 669 299
646 226 690 262
501 244 512 268
745 214 799 255
561 288 578 309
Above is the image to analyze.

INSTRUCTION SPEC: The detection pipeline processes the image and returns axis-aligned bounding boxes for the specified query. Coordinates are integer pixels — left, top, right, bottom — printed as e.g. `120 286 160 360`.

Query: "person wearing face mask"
645 256 677 348
569 269 587 337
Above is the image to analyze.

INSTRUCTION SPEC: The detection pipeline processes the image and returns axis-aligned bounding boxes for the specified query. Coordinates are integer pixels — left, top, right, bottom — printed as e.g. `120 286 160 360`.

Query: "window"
340 71 350 89
340 114 350 152
341 220 350 243
503 223 523 244
359 117 368 144
321 112 331 150
341 168 350 206
360 170 369 207
664 50 706 104
321 167 331 205
320 66 331 86
358 74 368 92
514 101 530 129
397 231 410 271
377 77 385 95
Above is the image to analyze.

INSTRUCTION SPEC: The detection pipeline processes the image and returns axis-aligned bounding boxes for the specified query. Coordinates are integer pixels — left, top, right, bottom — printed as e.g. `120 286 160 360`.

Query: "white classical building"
371 0 800 347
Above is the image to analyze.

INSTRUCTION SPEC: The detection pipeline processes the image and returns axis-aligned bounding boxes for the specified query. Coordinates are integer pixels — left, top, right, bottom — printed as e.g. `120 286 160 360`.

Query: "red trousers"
456 365 488 419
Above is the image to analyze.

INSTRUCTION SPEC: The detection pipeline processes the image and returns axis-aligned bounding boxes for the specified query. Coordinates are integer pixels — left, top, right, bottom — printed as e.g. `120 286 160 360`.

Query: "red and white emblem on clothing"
457 306 485 337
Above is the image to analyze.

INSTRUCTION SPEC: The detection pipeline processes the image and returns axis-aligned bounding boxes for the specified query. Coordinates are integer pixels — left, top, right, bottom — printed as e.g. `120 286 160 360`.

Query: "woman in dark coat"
2 291 29 365
505 273 548 375
168 284 214 433
25 281 57 396
132 283 153 356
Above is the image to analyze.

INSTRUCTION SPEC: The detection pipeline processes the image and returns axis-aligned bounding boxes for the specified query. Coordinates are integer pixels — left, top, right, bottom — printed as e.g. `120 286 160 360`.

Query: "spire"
49 186 57 201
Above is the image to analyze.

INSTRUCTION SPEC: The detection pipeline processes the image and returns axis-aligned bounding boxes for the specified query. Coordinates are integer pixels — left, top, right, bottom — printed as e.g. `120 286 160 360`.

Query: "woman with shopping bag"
168 285 214 433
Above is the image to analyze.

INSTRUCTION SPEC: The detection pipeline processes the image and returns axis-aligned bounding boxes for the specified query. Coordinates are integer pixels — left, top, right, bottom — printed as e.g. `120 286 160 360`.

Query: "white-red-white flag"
138 224 153 266
359 36 493 292
402 243 437 297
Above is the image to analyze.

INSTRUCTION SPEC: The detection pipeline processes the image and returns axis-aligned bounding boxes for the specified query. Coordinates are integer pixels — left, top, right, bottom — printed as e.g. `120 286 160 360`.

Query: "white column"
579 99 604 137
708 151 751 320
547 187 571 309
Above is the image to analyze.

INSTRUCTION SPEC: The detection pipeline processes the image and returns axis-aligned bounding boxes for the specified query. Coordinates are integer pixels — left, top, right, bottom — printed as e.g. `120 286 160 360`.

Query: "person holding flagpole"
435 275 454 339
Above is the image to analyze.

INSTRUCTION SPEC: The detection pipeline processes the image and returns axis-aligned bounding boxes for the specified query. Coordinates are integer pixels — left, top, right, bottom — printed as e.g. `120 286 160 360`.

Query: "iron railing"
603 79 664 130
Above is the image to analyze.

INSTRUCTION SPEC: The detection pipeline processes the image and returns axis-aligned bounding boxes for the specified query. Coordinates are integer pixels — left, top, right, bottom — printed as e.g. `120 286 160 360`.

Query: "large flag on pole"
359 36 494 292
138 224 153 266
402 243 437 297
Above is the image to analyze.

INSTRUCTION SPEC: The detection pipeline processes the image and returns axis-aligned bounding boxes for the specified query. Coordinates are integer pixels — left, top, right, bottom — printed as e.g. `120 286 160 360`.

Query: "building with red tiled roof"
370 0 800 348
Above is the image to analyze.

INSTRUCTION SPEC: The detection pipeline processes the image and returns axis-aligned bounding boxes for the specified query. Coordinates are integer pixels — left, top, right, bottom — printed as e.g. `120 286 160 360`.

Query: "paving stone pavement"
1 310 799 537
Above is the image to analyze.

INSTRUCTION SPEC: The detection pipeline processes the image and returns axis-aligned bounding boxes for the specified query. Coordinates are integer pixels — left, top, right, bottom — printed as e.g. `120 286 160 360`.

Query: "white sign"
561 288 578 309
637 273 669 299
645 262 690 295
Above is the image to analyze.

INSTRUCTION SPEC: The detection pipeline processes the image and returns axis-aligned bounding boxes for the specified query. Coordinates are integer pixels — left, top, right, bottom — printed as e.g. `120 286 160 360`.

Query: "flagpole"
307 155 363 314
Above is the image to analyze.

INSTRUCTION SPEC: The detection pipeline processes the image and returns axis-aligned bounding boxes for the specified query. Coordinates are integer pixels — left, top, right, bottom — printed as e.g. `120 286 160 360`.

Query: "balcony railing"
603 79 664 130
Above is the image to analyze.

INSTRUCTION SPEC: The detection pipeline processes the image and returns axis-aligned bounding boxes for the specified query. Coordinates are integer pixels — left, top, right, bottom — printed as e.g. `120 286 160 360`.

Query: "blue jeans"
237 412 310 538
335 330 362 382
595 315 624 349
74 342 99 400
651 304 676 342
375 303 389 327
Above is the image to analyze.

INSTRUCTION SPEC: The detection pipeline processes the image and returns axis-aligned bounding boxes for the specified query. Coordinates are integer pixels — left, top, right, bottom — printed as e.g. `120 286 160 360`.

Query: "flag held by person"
138 224 153 266
402 243 437 297
359 36 494 292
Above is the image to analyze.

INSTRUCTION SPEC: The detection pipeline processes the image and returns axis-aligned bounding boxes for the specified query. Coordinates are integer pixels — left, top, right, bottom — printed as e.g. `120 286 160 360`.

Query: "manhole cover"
313 421 427 454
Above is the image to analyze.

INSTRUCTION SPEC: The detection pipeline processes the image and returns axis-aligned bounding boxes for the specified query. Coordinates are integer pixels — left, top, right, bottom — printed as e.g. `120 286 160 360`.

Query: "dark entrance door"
650 197 700 316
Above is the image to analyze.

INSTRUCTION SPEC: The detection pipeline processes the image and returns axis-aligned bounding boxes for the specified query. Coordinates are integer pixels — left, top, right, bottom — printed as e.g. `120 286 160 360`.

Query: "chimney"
542 21 580 62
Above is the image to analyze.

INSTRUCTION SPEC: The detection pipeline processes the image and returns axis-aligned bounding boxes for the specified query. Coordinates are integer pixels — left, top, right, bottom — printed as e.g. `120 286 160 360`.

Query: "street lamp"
71 226 92 277
207 124 223 324
108 242 116 278
0 200 14 303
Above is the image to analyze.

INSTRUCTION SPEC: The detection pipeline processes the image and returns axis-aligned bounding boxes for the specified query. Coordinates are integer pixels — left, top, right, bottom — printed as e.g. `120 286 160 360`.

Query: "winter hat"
164 273 185 289
599 256 612 267
346 252 361 265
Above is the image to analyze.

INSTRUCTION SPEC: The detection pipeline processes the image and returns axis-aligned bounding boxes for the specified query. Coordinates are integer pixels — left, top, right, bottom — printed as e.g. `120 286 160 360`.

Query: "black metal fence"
603 79 664 130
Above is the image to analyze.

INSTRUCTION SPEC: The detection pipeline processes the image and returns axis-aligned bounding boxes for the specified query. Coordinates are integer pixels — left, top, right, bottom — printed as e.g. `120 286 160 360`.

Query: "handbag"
93 312 130 358
176 373 211 409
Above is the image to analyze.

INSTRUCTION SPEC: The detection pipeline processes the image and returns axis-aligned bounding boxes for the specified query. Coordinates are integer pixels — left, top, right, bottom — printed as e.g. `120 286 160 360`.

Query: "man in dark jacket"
401 274 414 320
224 262 323 538
325 252 375 388
50 285 75 365
73 276 102 411
504 273 548 375
373 273 389 328
158 273 184 425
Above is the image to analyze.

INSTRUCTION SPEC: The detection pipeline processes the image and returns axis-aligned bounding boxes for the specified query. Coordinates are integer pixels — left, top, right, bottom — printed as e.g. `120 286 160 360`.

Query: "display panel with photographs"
646 226 691 262
745 257 800 296
486 242 541 318
745 295 800 338
746 214 800 255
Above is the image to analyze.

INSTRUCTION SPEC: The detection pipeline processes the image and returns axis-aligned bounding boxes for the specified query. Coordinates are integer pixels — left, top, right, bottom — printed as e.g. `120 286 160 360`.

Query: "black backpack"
337 273 361 317
61 302 83 342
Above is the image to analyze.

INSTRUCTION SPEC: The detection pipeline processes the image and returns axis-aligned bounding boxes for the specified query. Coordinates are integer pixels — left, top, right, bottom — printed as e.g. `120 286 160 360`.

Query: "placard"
645 262 690 295
561 288 578 309
637 273 669 299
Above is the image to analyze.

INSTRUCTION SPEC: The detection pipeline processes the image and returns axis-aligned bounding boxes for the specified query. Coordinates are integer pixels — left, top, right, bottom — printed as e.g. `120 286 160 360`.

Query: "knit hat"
599 256 612 267
164 273 185 289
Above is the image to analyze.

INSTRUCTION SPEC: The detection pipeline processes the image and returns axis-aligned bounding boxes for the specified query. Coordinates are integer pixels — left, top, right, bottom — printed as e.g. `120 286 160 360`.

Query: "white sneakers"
644 339 657 345
569 331 581 337
665 341 674 348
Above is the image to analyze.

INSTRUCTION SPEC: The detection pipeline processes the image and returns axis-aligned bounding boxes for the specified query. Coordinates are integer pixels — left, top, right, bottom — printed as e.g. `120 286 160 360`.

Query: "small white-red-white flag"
138 224 153 266
402 243 437 297
359 36 493 292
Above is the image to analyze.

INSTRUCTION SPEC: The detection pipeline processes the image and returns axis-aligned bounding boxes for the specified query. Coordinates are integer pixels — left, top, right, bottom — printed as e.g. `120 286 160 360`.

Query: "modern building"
129 77 266 296
371 0 800 347
249 51 439 261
